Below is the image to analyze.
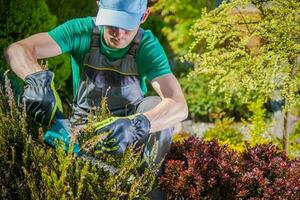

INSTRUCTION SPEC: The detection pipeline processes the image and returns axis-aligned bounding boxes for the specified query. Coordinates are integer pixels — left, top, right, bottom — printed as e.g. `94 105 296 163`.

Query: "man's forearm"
5 33 63 79
5 42 42 80
143 98 188 133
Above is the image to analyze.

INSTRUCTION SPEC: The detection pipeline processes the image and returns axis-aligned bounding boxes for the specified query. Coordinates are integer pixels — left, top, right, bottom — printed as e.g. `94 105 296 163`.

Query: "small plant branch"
236 6 253 35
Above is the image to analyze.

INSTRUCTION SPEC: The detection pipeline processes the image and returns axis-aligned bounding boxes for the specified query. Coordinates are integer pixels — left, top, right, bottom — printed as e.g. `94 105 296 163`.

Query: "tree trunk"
283 111 289 153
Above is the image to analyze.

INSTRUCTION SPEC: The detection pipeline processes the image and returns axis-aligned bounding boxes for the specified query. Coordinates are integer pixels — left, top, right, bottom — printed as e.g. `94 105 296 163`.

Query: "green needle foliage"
0 74 158 199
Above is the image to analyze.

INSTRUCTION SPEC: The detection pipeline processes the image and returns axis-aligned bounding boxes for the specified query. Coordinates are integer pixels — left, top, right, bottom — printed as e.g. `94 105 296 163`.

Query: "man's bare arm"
5 33 62 80
143 74 188 133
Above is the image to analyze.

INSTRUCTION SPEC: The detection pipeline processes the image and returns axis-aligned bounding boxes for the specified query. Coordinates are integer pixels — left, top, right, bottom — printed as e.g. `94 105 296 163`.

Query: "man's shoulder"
137 29 162 54
137 29 165 56
65 16 94 25
135 28 170 78
48 16 95 54
140 29 157 45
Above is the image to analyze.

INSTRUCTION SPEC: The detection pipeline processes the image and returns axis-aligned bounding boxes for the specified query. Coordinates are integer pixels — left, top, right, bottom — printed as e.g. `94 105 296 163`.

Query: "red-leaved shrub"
160 137 300 200
236 144 300 199
160 137 241 199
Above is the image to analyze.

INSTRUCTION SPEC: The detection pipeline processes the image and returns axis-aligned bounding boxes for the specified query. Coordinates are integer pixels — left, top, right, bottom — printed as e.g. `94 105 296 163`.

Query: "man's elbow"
4 43 19 66
4 44 14 65
179 101 189 121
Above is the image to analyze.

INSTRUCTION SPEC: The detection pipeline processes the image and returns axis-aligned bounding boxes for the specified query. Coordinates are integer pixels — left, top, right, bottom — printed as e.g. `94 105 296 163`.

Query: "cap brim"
95 8 142 31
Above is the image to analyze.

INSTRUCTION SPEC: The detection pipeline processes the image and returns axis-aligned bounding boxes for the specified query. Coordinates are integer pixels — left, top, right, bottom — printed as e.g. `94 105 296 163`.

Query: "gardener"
5 0 187 171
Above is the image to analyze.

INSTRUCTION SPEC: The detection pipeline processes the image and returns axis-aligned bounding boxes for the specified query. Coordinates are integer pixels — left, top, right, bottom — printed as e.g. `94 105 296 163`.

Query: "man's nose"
111 27 127 36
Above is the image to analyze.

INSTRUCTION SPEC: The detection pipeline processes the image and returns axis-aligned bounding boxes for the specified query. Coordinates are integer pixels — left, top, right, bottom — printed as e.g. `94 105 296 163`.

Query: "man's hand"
93 114 151 154
22 70 63 125
43 112 80 154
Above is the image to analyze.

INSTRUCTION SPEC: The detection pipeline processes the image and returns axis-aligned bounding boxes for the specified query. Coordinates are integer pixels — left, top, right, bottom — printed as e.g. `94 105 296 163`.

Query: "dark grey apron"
71 24 144 125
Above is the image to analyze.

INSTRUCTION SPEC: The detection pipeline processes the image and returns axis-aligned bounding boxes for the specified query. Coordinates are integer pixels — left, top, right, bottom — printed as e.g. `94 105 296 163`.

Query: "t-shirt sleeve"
48 17 93 54
138 32 172 81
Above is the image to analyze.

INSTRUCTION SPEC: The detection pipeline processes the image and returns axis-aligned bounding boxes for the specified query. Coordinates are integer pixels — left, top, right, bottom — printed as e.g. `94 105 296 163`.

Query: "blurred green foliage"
246 98 269 145
0 0 56 68
0 0 71 101
289 125 300 158
180 72 250 121
201 98 299 157
152 0 216 58
46 0 97 24
272 120 300 158
203 118 245 152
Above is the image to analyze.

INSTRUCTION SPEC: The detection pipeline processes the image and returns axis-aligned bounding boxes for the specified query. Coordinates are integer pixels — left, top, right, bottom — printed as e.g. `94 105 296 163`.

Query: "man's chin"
108 39 129 49
108 43 126 49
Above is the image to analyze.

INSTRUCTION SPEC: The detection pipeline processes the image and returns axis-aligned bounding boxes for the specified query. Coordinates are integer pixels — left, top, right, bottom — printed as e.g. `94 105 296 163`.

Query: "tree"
183 0 300 152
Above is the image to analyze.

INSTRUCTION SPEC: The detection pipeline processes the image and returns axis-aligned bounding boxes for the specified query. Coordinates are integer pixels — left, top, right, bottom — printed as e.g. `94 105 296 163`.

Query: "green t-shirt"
48 16 172 97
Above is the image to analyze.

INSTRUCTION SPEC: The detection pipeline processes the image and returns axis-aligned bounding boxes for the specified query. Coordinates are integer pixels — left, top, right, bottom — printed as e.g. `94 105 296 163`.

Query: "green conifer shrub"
0 74 158 199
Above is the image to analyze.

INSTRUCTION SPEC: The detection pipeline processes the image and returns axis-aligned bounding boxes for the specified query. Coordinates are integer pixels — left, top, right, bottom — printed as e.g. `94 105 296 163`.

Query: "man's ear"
140 8 150 24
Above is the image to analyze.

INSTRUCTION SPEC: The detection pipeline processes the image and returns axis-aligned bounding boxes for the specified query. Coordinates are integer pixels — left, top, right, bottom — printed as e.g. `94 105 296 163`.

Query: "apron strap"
128 29 145 56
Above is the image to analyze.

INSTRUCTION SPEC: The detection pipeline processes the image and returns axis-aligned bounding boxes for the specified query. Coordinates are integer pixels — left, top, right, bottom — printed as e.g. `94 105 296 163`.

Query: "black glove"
93 114 151 154
22 70 62 125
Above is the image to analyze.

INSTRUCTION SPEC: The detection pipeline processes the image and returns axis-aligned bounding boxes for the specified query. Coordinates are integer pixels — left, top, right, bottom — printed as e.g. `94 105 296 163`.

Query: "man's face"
103 26 139 49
